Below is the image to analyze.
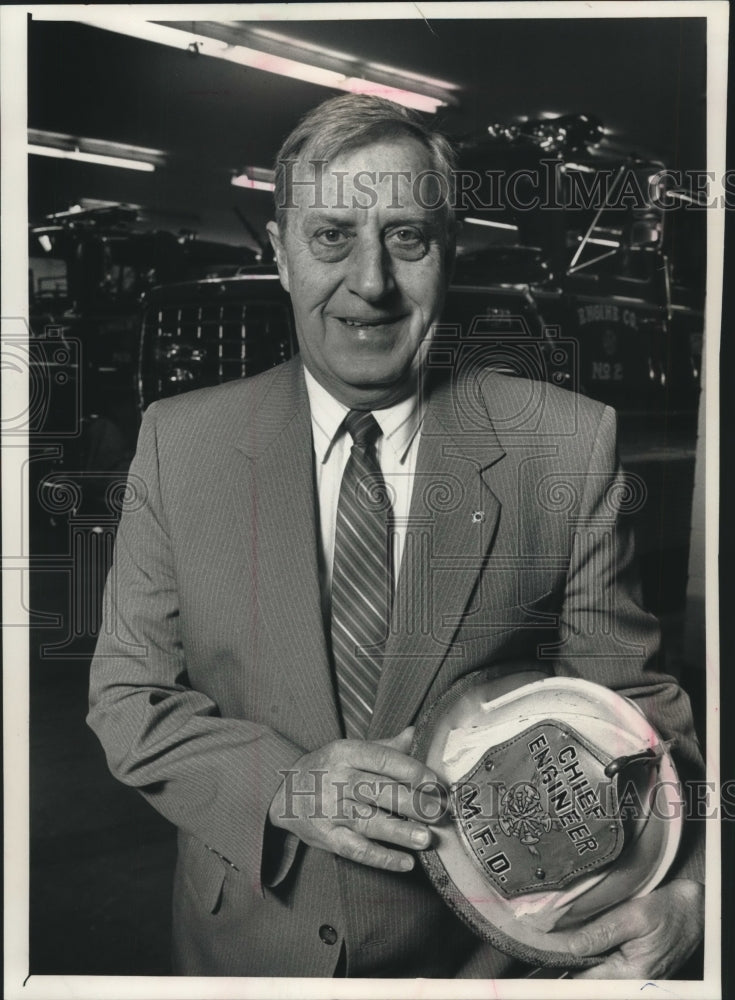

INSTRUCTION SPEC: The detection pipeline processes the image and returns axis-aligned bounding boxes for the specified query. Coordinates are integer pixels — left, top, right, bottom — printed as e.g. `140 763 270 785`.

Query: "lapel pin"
472 510 485 523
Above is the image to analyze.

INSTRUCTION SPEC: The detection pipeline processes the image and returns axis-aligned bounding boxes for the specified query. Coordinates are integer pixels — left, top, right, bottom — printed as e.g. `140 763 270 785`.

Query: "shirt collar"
303 367 423 465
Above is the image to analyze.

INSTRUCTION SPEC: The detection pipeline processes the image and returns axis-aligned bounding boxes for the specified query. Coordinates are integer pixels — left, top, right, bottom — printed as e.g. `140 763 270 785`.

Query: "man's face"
267 137 452 409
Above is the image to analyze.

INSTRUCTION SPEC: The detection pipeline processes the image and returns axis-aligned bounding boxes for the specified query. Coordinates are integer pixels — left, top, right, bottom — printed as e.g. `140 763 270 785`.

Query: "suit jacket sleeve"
87 402 304 889
552 404 704 884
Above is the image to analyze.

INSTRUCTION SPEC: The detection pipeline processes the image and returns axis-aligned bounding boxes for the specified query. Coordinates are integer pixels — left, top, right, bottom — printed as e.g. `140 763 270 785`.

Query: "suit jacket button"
319 924 338 945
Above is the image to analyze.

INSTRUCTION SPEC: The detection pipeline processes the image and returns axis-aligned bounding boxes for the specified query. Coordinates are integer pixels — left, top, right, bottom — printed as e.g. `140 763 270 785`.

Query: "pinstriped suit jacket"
88 355 703 977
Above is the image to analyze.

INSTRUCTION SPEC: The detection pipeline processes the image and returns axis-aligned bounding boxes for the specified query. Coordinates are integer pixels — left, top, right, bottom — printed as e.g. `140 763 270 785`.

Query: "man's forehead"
283 138 449 219
296 134 433 173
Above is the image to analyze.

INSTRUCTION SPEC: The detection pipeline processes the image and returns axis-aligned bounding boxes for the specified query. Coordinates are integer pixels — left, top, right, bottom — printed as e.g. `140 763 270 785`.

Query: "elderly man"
88 94 704 979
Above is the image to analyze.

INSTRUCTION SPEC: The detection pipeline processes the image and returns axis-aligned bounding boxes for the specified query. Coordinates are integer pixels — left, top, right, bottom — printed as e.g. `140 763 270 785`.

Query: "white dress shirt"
303 368 424 613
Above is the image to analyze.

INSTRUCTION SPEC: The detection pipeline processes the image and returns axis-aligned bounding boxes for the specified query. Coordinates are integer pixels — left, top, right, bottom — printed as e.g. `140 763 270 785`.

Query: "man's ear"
266 221 290 293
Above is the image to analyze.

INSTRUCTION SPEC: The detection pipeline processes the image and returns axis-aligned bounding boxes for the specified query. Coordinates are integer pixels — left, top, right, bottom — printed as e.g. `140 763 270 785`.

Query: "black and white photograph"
2 3 729 998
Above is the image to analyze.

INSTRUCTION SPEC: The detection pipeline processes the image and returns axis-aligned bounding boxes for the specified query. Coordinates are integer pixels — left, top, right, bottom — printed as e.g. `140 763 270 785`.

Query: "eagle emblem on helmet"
497 781 557 853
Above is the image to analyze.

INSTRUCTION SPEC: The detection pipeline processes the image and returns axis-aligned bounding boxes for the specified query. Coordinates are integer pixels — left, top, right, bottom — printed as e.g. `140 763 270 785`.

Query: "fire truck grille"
139 298 295 407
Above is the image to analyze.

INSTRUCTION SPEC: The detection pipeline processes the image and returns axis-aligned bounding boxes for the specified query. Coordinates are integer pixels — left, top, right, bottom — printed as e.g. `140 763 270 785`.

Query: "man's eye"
309 228 352 261
386 227 427 259
316 229 347 245
392 228 422 245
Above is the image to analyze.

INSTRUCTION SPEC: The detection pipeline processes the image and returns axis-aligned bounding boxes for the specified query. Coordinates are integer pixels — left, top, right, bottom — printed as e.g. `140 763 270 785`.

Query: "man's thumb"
567 908 632 957
376 726 415 751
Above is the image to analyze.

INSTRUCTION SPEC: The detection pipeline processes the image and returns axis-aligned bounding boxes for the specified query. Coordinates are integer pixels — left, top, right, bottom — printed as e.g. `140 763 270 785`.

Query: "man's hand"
568 878 704 979
268 726 445 872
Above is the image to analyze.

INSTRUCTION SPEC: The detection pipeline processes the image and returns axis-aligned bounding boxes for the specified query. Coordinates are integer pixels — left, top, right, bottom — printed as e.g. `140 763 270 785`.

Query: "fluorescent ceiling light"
28 129 164 171
232 176 275 192
238 24 457 92
73 14 456 113
464 218 519 231
28 144 155 172
232 166 276 192
210 21 459 106
235 274 281 280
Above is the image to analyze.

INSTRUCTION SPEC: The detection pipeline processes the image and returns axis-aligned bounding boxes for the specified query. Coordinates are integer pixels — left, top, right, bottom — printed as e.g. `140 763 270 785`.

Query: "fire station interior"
27 15 709 976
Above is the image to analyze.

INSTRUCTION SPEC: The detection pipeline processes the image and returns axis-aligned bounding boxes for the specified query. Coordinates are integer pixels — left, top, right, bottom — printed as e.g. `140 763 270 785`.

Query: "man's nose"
344 237 395 302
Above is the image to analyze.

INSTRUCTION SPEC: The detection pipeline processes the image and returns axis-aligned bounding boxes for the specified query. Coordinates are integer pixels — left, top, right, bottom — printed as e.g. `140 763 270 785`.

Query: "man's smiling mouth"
337 316 404 328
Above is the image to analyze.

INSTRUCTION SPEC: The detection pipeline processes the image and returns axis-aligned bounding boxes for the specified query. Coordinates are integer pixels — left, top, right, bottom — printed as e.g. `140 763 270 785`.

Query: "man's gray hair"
273 93 457 230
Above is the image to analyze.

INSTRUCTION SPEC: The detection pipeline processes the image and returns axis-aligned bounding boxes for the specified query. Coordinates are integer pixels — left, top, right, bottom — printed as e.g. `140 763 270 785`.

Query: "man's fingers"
350 810 433 851
345 764 445 824
327 826 415 872
355 729 447 820
567 900 646 957
345 738 441 790
568 880 703 980
369 776 446 824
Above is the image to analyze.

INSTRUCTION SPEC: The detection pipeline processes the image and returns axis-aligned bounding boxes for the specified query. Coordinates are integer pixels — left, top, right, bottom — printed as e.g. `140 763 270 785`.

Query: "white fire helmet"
411 666 683 969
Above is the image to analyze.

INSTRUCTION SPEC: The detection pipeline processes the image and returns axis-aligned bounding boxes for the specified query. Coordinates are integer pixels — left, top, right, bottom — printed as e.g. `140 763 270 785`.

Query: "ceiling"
28 14 707 249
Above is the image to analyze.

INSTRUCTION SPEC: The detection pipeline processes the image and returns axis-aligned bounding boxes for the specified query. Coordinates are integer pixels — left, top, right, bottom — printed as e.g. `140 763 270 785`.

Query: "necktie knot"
344 409 381 451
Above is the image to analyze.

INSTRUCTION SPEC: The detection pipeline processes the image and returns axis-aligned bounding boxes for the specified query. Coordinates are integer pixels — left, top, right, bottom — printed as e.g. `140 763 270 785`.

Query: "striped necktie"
331 410 394 739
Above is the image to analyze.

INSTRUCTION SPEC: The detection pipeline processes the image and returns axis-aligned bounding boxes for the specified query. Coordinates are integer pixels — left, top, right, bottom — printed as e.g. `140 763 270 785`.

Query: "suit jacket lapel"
231 359 342 748
369 372 506 738
227 359 507 745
